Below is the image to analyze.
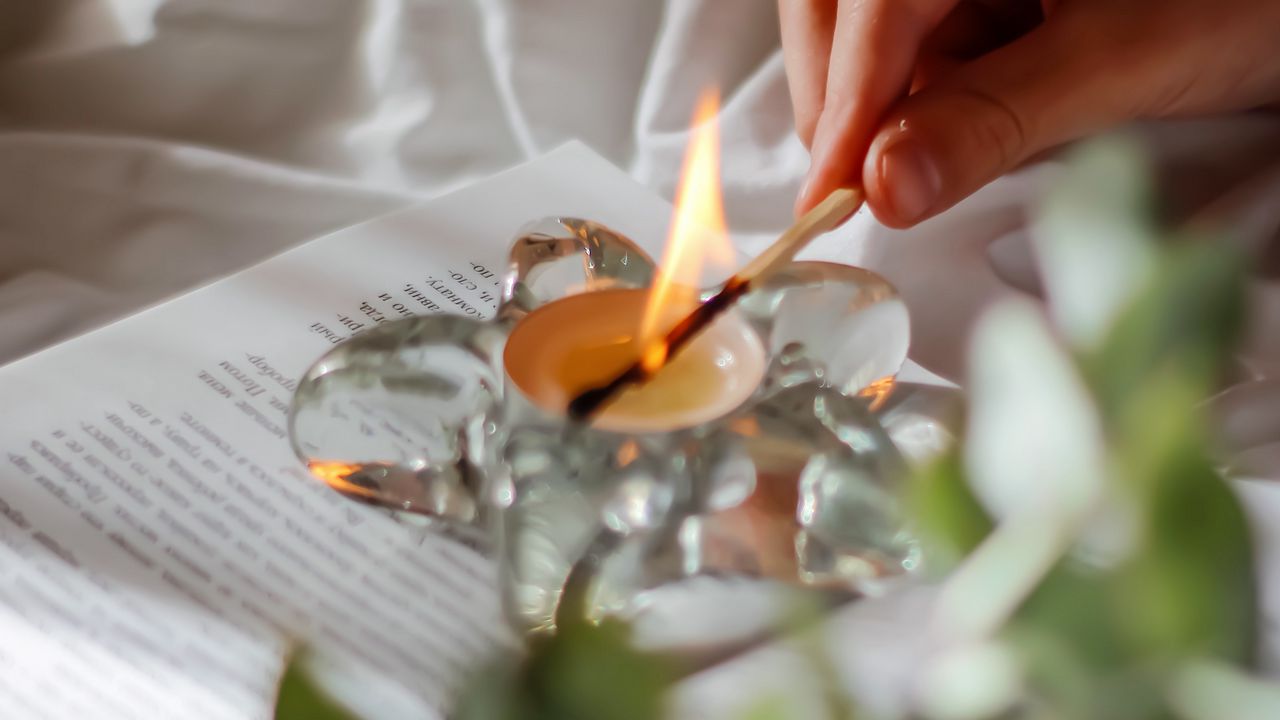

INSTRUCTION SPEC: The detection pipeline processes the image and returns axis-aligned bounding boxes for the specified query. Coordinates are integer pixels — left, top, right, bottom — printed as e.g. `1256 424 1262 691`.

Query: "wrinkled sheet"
3 1 1278 378
2 1 1280 715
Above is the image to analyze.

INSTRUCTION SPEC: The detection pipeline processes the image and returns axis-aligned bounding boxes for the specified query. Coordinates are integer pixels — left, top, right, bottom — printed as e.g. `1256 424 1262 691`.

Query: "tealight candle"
504 287 765 432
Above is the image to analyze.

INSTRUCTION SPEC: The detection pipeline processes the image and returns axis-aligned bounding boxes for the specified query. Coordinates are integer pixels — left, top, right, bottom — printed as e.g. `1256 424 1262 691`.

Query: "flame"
308 460 362 487
307 460 382 501
639 90 736 344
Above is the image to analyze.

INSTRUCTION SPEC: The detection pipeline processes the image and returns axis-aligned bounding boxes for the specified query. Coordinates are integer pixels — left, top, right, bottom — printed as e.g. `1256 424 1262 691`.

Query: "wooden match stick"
567 187 864 422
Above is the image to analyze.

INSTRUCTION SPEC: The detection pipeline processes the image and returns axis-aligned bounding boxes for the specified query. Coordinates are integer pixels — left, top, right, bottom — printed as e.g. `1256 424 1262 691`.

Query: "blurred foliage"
1085 242 1246 419
275 137 1268 720
274 651 356 720
911 138 1257 719
908 450 992 569
452 619 670 720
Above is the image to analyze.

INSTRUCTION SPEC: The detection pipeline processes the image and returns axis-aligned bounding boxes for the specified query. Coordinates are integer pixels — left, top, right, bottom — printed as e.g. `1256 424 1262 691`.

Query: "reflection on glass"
289 217 920 640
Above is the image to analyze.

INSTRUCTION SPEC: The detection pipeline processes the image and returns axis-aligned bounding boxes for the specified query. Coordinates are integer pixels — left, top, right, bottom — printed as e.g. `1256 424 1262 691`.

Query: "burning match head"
566 359 652 421
567 382 620 421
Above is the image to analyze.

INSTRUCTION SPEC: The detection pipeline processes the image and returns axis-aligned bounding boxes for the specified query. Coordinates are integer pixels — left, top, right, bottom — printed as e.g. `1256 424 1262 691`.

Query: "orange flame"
308 460 362 487
639 90 736 344
308 460 385 503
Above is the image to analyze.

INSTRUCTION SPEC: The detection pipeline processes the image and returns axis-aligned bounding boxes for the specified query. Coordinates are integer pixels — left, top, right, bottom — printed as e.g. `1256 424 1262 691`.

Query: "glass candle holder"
289 218 919 638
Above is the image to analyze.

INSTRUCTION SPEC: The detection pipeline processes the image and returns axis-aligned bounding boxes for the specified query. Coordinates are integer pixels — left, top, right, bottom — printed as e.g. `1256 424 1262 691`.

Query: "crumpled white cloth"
0 0 801 359
2 0 1280 712
2 1 1277 380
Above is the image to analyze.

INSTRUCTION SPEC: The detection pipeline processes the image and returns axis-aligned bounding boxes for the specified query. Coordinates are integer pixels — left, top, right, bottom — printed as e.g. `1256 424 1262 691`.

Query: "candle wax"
504 288 765 432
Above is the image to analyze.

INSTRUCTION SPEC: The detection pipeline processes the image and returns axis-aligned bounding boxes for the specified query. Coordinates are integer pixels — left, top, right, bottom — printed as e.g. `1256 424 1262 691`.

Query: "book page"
0 143 673 719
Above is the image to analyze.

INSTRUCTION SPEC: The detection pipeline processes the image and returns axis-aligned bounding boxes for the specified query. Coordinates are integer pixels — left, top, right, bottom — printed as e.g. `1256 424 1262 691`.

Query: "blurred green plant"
911 138 1257 719
452 619 671 720
274 651 358 720
274 137 1269 720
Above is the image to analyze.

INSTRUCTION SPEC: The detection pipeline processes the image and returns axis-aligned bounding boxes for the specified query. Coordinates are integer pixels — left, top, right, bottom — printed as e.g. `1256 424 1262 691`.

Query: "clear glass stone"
288 217 921 640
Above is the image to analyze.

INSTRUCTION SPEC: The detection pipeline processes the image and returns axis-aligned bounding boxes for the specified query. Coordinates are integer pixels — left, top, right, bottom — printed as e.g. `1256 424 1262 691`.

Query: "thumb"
862 6 1149 227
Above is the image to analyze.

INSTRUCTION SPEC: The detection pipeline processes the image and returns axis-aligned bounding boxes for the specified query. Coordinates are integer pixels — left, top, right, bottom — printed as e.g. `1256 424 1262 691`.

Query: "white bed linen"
2 1 1277 377
2 1 1279 716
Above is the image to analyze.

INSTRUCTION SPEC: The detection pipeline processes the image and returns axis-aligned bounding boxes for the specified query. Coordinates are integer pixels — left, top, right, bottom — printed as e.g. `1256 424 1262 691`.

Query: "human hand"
781 0 1280 227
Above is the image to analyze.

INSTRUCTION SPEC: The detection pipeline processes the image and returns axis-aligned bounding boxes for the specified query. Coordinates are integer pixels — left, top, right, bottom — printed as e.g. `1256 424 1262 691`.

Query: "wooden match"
567 187 864 422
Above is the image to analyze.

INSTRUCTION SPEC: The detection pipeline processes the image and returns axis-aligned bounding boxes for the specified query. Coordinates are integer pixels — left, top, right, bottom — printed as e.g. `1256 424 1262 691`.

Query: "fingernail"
879 137 942 224
797 123 833 216
794 176 811 217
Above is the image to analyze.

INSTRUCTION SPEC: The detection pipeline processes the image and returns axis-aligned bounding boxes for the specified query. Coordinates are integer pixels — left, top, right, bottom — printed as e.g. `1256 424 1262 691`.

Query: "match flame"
639 90 736 346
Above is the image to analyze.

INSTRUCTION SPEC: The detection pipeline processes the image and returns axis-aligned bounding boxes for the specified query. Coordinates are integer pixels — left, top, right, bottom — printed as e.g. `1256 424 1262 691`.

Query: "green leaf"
534 620 670 720
909 449 993 572
274 652 357 720
1008 621 1122 719
1084 241 1247 422
1104 361 1256 664
1117 418 1255 662
454 619 672 720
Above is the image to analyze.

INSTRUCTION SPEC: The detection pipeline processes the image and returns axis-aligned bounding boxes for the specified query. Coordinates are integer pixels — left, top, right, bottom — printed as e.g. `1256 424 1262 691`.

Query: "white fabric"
0 0 798 359
2 0 1280 713
3 1 1278 379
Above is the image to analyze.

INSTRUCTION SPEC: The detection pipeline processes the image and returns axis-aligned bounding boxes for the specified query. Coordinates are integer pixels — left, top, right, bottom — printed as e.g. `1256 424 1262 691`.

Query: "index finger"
779 0 839 149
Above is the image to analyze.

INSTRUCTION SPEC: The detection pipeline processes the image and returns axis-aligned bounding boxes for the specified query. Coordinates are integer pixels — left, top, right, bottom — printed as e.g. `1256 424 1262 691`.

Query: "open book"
0 144 685 719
